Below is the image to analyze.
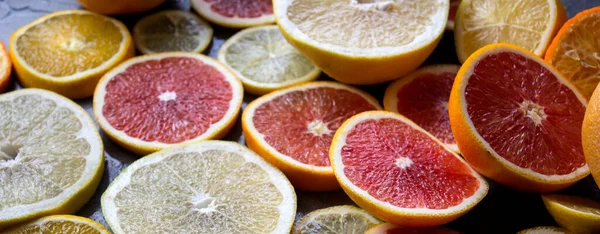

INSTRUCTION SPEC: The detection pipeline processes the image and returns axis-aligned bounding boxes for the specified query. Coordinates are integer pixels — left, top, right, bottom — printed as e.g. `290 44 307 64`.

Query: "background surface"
1 0 600 233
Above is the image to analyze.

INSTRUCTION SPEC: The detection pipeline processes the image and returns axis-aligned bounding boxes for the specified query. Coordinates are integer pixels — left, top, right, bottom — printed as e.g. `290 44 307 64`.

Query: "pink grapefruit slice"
191 0 274 28
93 52 243 155
330 111 488 227
449 43 589 193
242 81 381 191
384 65 459 153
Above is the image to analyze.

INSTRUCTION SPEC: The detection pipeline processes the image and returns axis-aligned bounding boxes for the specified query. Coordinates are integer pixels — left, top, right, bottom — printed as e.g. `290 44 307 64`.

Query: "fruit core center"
307 120 332 136
519 100 547 125
158 91 177 101
61 38 87 51
351 0 395 11
395 157 413 169
190 194 217 213
0 139 18 162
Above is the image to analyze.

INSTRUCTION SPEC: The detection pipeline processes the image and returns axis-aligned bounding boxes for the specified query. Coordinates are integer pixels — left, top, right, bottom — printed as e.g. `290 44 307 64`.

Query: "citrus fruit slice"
9 10 134 99
330 111 488 227
101 141 296 234
274 0 448 84
545 6 600 100
518 226 572 234
0 88 104 229
133 10 213 55
242 81 381 191
218 25 320 95
542 194 600 234
292 205 381 234
584 86 600 188
77 0 165 15
0 41 11 93
449 43 589 192
454 0 566 63
190 0 274 28
4 215 109 234
384 65 459 153
446 0 460 30
366 223 460 234
94 52 243 155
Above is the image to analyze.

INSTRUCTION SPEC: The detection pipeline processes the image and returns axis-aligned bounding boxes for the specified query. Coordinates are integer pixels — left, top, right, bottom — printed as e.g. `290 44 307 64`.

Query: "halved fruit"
384 65 459 153
449 43 589 192
454 0 566 63
77 0 165 15
542 194 600 234
366 223 460 234
10 10 134 99
274 0 449 84
584 86 600 188
133 10 213 54
330 111 488 227
545 6 600 100
0 89 104 229
243 81 381 191
101 141 296 234
218 25 320 95
4 215 110 234
518 226 572 234
447 0 460 30
292 205 380 234
0 41 11 93
190 0 274 28
93 52 243 155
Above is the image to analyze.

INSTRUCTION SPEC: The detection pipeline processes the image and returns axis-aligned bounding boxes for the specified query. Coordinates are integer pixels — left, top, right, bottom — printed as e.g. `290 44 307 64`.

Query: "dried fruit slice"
4 215 109 234
542 194 600 234
449 43 589 192
518 226 572 234
292 205 380 234
101 141 296 234
191 0 274 28
93 52 243 155
330 111 488 227
365 223 460 234
0 41 11 93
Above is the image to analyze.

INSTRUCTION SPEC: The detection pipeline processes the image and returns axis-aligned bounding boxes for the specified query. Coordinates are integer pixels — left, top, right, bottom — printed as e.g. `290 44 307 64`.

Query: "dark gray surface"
1 0 600 233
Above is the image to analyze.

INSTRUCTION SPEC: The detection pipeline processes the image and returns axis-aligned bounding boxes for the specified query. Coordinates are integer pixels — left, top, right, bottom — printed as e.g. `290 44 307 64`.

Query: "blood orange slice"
449 43 589 193
94 52 243 155
191 0 274 28
384 65 459 153
330 111 488 227
366 223 460 234
242 81 381 191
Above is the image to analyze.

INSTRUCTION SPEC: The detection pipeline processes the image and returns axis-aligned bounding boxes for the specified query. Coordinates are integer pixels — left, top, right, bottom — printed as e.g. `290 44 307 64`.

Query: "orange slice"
545 6 600 100
366 223 460 234
330 111 488 227
191 0 274 28
77 0 165 15
4 215 109 234
518 226 572 234
0 41 11 93
449 43 589 192
584 85 600 188
242 81 381 191
542 194 600 234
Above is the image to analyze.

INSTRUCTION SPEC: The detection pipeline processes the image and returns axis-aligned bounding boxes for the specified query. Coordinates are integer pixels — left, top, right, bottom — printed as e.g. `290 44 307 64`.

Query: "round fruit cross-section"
584 86 600 188
384 65 459 153
449 43 589 193
101 141 296 234
243 81 381 191
518 226 572 234
191 0 274 28
542 194 600 234
4 215 110 234
366 223 460 234
330 111 488 227
0 41 11 93
94 53 243 155
0 89 104 229
292 205 381 234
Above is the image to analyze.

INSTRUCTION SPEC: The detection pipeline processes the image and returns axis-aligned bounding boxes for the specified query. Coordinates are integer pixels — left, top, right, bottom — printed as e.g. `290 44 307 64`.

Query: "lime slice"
218 25 320 95
0 89 104 229
292 205 381 234
133 10 213 54
101 141 296 234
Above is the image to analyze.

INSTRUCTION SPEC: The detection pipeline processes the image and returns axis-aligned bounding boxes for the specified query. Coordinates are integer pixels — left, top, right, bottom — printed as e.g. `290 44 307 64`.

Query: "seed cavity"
395 157 413 169
158 91 177 101
519 100 547 125
307 120 332 137
0 139 18 162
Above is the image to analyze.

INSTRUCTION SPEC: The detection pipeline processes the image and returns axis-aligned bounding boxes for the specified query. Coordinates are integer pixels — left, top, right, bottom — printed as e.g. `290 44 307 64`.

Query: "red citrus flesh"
341 118 481 209
465 52 586 175
252 87 378 167
203 0 272 18
394 71 455 145
449 0 460 22
102 57 233 144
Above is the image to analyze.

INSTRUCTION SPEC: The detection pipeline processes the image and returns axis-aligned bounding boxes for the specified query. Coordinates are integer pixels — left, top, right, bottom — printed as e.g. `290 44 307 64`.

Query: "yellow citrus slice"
366 223 460 234
218 25 320 95
9 10 134 99
190 0 275 28
273 0 449 84
292 205 381 234
94 52 243 155
542 194 600 234
4 215 109 234
101 141 296 233
133 10 213 55
0 89 104 229
77 0 165 15
454 0 566 63
518 226 573 234
0 41 11 93
584 86 600 188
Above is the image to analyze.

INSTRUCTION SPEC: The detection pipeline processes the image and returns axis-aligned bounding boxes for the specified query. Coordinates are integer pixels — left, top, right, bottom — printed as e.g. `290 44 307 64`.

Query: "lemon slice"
292 205 381 234
542 194 600 233
4 215 110 234
102 141 296 233
133 10 213 54
0 89 104 229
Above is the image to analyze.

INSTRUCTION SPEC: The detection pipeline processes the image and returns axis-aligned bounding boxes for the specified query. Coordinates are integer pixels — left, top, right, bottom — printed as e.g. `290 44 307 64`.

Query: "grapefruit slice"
190 0 274 28
101 141 296 234
542 194 600 234
292 205 381 234
384 65 459 153
330 111 488 227
93 52 243 155
518 226 572 234
366 223 460 234
4 215 110 234
584 86 600 188
0 41 11 93
449 43 589 192
242 81 381 191
447 0 460 30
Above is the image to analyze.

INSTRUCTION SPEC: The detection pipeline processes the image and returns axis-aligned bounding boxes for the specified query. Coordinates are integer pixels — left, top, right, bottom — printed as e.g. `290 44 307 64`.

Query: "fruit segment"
191 0 274 28
4 215 110 234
